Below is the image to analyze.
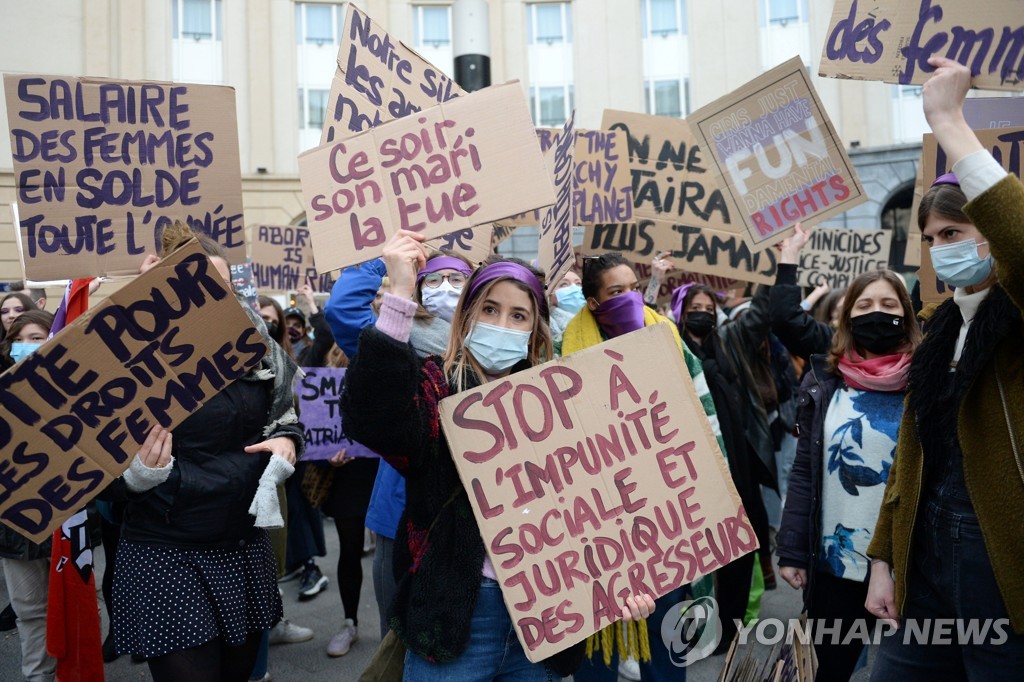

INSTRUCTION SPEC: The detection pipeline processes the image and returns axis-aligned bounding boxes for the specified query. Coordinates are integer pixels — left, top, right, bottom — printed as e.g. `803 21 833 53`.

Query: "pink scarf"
837 350 912 392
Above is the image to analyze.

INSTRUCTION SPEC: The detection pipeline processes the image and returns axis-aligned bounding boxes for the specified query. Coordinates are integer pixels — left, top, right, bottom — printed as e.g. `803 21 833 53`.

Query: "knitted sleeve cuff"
122 453 175 493
375 293 417 343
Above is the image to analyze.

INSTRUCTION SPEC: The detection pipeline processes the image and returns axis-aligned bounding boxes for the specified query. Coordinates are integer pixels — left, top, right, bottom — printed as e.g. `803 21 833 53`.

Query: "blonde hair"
159 220 228 262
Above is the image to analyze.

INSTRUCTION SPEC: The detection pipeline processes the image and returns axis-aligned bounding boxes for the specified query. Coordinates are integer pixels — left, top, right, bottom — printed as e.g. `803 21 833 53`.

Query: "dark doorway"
881 182 915 272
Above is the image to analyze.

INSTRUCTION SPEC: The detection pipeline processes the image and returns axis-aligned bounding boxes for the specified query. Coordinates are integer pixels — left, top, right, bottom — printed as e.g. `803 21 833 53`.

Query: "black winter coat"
775 355 841 610
769 264 832 360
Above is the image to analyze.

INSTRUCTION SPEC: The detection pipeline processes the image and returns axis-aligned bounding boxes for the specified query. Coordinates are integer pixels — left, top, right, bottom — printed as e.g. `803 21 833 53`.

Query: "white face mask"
421 281 461 322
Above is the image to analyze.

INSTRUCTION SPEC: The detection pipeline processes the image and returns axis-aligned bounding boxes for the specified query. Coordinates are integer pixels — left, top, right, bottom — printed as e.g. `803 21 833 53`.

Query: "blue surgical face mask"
555 284 586 314
9 342 43 364
464 321 530 375
421 281 461 323
930 239 994 288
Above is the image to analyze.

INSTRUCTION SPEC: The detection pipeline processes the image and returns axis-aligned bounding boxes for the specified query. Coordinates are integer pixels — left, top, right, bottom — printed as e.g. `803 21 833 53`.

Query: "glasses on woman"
422 273 467 289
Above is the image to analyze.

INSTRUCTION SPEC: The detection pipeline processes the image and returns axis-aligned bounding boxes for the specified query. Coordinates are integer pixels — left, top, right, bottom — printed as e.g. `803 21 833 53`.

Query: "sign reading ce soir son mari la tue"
688 57 866 249
0 241 268 543
298 81 555 273
819 0 1024 92
439 323 758 662
3 74 245 280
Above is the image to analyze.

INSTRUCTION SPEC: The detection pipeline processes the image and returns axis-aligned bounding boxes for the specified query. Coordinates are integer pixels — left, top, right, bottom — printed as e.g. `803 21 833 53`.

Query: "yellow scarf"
560 304 682 665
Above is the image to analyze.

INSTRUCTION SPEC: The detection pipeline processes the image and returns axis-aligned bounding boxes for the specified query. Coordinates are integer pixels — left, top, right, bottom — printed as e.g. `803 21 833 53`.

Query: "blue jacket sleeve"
325 258 387 359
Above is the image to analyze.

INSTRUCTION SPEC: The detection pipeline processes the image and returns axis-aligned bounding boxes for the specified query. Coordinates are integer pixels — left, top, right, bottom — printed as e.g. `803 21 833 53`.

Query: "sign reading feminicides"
439 323 758 662
688 57 866 249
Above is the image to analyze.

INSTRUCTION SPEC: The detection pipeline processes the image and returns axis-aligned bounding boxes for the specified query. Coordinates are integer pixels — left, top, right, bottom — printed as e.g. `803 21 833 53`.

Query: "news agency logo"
660 596 722 667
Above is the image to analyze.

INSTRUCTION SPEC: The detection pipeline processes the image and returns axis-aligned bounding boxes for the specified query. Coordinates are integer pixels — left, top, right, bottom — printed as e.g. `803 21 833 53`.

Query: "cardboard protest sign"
796 227 891 289
500 129 633 227
296 367 377 461
4 75 245 280
426 225 494 266
251 225 334 293
299 82 555 273
819 0 1024 91
600 111 777 284
636 267 740 305
439 323 757 662
964 97 1024 129
0 242 268 542
918 125 1024 303
689 57 866 249
491 224 517 248
321 5 464 143
230 260 260 312
536 114 577 292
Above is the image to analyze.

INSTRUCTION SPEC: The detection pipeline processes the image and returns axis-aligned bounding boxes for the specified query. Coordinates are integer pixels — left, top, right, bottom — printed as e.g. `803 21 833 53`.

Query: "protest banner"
689 57 866 249
229 260 260 312
439 323 757 662
964 97 1024 129
499 128 633 227
796 227 891 289
0 241 268 542
299 82 555 273
536 114 577 292
250 225 334 292
600 110 778 284
818 0 1024 91
426 225 494 266
321 5 464 143
491 224 517 248
295 367 377 461
636 267 740 305
918 125 1024 302
3 75 245 280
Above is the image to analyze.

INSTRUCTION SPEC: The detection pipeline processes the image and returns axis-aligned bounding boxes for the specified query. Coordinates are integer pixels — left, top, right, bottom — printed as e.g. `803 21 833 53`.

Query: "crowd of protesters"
1 59 1021 682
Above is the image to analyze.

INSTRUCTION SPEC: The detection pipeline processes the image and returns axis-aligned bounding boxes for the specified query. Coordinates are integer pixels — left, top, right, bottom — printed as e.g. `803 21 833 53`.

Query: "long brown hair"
918 183 969 231
258 294 292 357
827 270 922 372
442 256 551 392
0 292 37 333
2 309 55 364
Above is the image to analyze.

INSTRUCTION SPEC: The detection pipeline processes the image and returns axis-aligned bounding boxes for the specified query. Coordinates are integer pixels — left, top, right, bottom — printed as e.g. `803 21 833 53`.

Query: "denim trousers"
871 501 1024 681
402 577 554 681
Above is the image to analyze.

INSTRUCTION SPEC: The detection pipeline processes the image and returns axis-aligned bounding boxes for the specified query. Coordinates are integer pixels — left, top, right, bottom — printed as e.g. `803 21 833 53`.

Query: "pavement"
1 519 874 681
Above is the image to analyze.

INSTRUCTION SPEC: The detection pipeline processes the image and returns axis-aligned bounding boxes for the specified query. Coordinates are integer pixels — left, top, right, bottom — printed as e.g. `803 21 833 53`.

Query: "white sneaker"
618 656 641 681
326 619 358 657
268 619 314 645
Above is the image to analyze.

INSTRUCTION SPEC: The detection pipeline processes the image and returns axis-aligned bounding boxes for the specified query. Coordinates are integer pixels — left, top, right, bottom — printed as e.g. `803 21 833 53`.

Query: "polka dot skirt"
112 530 283 659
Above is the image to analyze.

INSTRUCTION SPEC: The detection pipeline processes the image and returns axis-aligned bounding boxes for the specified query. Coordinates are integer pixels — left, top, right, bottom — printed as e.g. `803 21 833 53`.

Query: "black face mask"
266 321 279 339
851 311 906 355
684 311 716 338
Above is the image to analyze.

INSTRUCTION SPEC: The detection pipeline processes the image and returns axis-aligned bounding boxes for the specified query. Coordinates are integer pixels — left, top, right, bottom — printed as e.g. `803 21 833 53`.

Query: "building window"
527 2 572 45
530 85 573 127
414 5 451 48
642 0 685 38
173 0 222 40
644 79 685 118
762 0 807 26
295 2 345 46
299 89 330 130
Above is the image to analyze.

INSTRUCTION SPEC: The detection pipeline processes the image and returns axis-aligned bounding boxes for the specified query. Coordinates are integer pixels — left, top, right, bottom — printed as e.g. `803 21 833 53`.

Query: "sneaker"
618 656 641 681
277 565 304 584
269 619 314 645
298 565 329 601
326 619 358 657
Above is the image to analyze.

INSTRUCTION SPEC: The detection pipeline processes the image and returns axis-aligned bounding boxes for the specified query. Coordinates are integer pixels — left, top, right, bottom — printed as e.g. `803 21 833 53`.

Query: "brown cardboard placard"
536 114 577 291
918 125 1024 303
321 5 464 143
636 267 741 305
796 227 892 289
0 241 268 543
438 323 757 662
499 128 633 228
251 224 335 293
426 224 494 267
818 1 1024 91
491 224 517 248
689 57 866 249
599 110 777 284
3 74 245 280
299 82 555 273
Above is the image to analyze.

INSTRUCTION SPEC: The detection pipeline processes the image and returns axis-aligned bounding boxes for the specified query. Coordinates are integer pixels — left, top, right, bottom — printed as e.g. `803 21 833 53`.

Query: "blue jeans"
402 577 554 681
871 501 1024 681
574 585 688 682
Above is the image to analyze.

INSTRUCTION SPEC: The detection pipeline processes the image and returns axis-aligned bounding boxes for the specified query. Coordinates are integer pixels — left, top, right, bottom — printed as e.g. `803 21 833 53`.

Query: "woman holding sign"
865 59 1024 680
106 223 304 682
340 230 655 681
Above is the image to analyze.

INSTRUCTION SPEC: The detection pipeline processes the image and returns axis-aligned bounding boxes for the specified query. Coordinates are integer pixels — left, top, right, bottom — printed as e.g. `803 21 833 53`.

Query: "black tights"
334 516 366 626
147 632 262 682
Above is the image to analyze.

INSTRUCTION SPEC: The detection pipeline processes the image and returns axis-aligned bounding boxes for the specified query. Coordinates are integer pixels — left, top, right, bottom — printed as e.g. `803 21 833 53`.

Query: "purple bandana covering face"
931 172 960 188
592 290 645 338
417 255 473 282
463 262 548 319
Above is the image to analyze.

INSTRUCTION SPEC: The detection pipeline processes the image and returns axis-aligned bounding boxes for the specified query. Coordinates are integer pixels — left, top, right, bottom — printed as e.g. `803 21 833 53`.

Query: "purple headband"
671 283 695 323
464 262 548 318
417 255 473 282
931 172 960 188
